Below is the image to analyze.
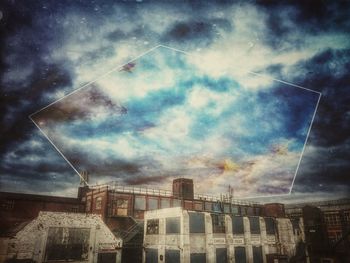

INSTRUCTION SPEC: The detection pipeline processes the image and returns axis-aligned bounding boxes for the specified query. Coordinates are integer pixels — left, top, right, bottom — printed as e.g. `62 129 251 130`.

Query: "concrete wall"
143 207 303 263
1 212 122 263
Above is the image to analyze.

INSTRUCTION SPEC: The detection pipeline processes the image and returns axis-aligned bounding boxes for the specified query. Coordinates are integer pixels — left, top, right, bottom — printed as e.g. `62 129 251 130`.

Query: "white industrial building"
143 207 304 263
1 212 122 263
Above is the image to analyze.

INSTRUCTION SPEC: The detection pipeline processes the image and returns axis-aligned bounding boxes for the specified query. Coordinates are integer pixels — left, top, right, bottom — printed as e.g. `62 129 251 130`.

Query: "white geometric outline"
29 44 322 198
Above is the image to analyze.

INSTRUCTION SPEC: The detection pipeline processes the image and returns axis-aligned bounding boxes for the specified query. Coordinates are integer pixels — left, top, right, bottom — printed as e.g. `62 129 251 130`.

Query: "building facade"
143 207 304 263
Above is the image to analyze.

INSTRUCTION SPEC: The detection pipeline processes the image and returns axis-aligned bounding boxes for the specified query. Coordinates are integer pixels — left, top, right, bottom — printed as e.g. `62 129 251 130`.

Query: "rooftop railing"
89 181 260 206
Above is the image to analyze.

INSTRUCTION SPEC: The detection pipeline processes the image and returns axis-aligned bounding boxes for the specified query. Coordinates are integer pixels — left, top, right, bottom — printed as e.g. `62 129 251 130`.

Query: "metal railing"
89 181 260 206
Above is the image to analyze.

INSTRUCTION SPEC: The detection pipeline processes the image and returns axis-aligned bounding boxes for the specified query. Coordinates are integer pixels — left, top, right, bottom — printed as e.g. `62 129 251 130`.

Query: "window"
211 214 225 233
216 248 227 263
231 206 240 215
145 248 158 263
184 200 193 210
45 227 90 261
165 250 180 263
224 204 230 213
247 207 254 216
190 253 206 263
189 212 205 233
253 246 263 263
232 216 244 234
213 202 222 213
115 199 129 216
71 206 79 213
205 202 212 211
249 217 260 234
324 213 341 226
194 201 203 211
264 218 275 235
146 219 159 235
98 253 116 263
161 198 170 209
148 198 158 210
172 199 182 207
234 247 246 263
254 207 261 216
135 196 146 210
86 197 91 212
344 211 350 222
166 217 180 234
95 197 102 210
1 200 14 210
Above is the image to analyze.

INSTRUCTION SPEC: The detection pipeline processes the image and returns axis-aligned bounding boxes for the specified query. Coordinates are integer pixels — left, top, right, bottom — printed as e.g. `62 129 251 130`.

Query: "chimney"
172 178 194 200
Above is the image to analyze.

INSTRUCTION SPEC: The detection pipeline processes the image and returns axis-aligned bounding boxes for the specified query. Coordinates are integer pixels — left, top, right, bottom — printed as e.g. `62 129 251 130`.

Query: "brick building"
285 199 350 263
0 191 85 236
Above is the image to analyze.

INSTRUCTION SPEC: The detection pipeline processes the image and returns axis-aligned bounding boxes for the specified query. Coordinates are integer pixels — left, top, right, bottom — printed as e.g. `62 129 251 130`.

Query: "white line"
28 115 90 186
289 92 322 194
247 71 322 95
29 45 162 118
29 44 323 199
158 44 191 55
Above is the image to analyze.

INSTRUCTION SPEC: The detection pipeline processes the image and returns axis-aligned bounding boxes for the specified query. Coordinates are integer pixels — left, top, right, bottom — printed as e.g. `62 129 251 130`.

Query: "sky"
0 0 349 201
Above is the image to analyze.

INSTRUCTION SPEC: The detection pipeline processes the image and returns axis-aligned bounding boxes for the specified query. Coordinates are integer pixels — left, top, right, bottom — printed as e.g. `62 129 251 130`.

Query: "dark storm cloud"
292 48 350 147
280 48 350 196
162 18 232 47
124 175 168 185
0 133 77 194
0 65 73 154
31 84 124 124
256 0 350 33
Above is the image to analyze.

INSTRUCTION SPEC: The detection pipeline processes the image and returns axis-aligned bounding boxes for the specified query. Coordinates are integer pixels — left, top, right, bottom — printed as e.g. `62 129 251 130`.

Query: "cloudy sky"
0 0 349 201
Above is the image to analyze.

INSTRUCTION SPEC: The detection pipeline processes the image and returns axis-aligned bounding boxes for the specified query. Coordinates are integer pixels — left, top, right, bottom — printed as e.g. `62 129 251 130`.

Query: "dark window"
98 253 116 263
234 247 246 263
264 218 275 235
213 202 222 213
232 216 244 234
146 219 159 235
216 248 227 263
115 199 129 216
224 204 230 213
190 253 206 263
211 214 225 233
71 206 79 213
148 198 158 210
205 202 212 211
1 200 14 210
253 246 263 263
145 248 158 263
189 213 205 233
254 207 261 216
166 217 180 234
165 250 180 263
45 227 90 261
249 217 260 234
135 196 146 210
231 206 240 215
247 207 254 216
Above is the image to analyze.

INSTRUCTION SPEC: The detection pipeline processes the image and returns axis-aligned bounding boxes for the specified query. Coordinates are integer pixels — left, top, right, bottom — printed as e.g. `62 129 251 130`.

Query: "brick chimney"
172 178 194 200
